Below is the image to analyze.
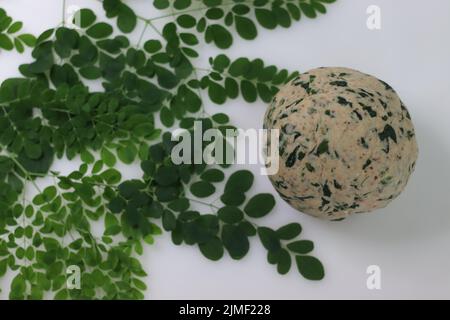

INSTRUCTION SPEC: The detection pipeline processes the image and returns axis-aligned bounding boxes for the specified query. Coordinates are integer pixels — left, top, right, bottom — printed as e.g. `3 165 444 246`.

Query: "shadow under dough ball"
263 67 418 220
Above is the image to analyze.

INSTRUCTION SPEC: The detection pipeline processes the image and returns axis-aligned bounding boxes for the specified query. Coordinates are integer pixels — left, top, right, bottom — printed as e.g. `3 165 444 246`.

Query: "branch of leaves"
258 224 324 280
25 165 149 299
202 54 298 104
0 156 24 214
0 8 36 53
5 231 148 299
21 9 192 103
187 169 323 280
0 163 148 299
0 76 158 168
0 80 66 172
158 0 336 49
102 0 138 33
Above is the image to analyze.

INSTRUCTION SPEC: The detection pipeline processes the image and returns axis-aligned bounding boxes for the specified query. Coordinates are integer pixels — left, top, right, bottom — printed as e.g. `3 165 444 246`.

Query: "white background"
1 0 450 299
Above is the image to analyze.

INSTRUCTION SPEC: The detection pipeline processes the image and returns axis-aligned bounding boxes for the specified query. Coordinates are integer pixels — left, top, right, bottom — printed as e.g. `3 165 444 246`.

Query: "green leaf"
79 65 101 79
200 168 224 182
0 260 8 277
211 54 230 71
10 274 26 299
176 14 196 28
101 148 116 167
295 255 324 280
174 0 192 10
144 39 162 53
199 237 224 261
225 77 239 98
149 144 166 163
286 3 301 21
118 180 144 199
117 4 137 33
225 170 253 193
168 198 190 212
24 141 42 159
80 150 95 164
75 8 96 28
108 196 125 213
43 186 57 201
220 191 246 206
287 240 314 254
274 6 292 28
240 80 257 103
101 168 122 184
18 144 54 174
190 181 215 198
229 57 250 77
144 234 155 245
207 80 226 104
153 0 170 9
154 166 179 186
118 144 137 164
162 210 176 231
218 206 244 224
7 21 22 34
255 9 277 29
277 249 292 275
180 32 198 46
155 66 178 89
244 193 275 218
257 227 281 252
300 2 317 18
86 22 113 38
221 224 249 260
276 223 302 240
232 4 250 15
17 34 36 47
206 24 233 49
0 34 13 50
105 212 119 229
160 106 174 127
206 7 224 20
211 113 229 124
234 16 257 40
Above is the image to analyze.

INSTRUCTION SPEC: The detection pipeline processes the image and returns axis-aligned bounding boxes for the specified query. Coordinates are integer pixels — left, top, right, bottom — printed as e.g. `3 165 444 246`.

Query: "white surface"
1 0 450 299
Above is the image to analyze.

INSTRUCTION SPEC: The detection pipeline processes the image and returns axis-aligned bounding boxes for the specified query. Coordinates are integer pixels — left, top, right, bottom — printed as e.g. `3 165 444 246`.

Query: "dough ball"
263 67 418 220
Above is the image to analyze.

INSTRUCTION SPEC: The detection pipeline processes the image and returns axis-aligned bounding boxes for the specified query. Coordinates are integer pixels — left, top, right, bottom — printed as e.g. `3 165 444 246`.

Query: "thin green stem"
148 20 162 37
21 183 28 267
9 156 43 194
193 68 210 118
137 21 149 47
186 197 220 210
62 0 67 25
194 67 212 73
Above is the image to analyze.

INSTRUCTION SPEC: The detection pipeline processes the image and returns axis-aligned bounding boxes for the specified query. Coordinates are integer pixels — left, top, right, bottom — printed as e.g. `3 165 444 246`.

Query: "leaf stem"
62 0 67 25
137 21 149 47
9 155 43 194
144 0 254 22
186 197 220 210
147 20 162 37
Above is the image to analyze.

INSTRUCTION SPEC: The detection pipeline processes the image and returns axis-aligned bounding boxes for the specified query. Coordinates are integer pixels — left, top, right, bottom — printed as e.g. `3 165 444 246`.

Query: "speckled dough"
264 67 418 220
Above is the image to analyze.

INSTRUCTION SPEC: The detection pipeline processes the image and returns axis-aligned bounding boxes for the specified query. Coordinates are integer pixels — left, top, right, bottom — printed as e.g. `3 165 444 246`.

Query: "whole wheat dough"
264 67 418 220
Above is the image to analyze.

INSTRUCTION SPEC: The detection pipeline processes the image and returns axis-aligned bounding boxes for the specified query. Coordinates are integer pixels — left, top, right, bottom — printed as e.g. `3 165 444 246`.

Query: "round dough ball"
263 67 418 220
